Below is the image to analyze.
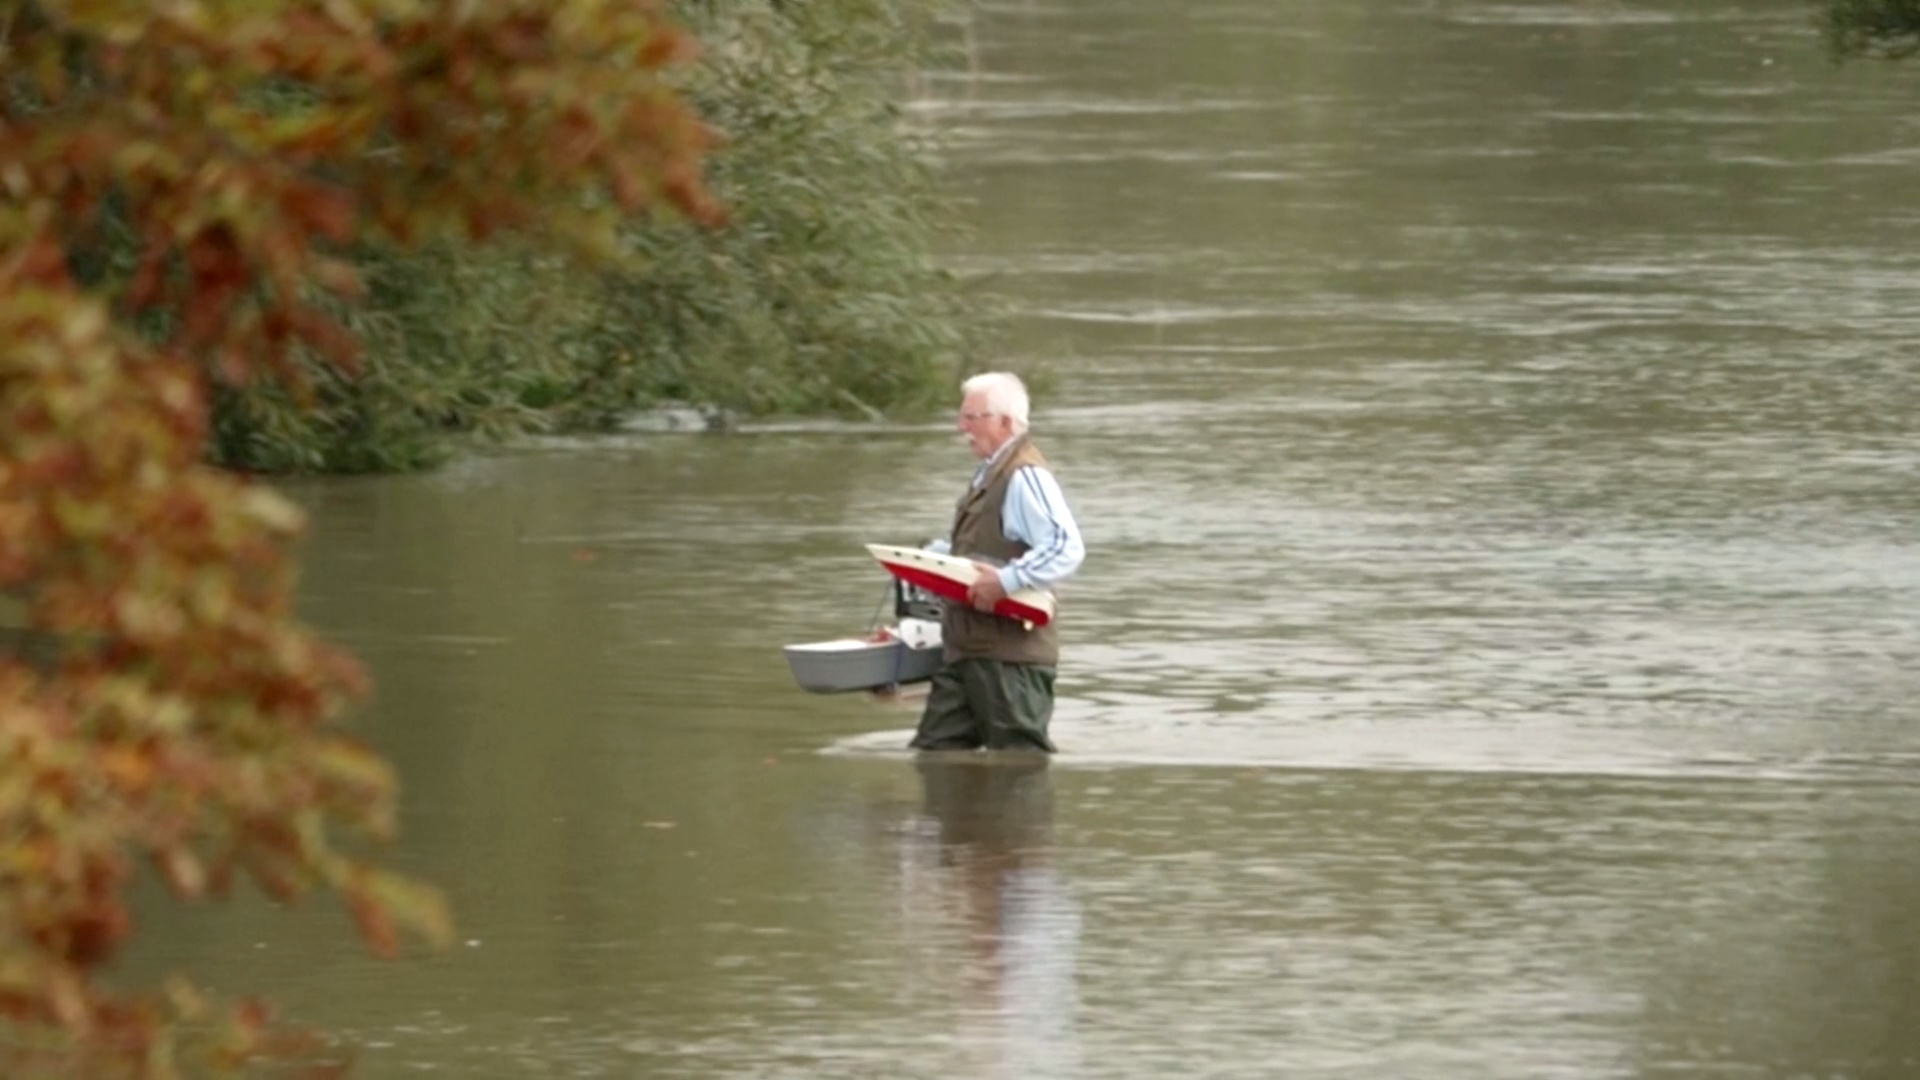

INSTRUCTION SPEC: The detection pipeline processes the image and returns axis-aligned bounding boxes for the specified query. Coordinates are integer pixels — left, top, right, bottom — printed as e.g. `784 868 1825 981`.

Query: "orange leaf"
123 238 171 311
347 892 399 960
309 256 364 300
157 846 206 898
282 185 357 244
290 307 362 376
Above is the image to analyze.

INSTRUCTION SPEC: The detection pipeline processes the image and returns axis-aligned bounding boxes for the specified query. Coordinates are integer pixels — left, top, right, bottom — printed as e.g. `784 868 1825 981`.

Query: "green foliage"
1822 0 1920 59
555 0 984 427
209 0 986 470
211 244 603 473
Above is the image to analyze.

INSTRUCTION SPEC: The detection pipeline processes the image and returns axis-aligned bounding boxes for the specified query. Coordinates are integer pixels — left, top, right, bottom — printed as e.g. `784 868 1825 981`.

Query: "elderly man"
911 372 1085 752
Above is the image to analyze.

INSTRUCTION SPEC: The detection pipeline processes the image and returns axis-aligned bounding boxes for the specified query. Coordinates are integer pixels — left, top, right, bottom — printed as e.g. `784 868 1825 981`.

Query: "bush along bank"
210 0 988 473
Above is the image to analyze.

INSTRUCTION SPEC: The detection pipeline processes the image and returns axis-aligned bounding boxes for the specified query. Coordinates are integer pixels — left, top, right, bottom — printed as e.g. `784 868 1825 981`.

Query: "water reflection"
898 756 1081 1079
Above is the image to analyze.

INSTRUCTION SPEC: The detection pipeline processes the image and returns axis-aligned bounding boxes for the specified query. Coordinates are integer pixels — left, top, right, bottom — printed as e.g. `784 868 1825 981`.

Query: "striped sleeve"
998 465 1085 592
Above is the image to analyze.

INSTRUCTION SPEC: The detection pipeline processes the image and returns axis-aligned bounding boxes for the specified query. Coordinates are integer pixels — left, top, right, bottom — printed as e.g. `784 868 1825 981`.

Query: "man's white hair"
961 371 1031 433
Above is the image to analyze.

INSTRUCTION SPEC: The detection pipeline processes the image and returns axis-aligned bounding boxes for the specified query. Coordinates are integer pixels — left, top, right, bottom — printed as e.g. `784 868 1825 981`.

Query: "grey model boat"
783 632 942 693
784 572 944 694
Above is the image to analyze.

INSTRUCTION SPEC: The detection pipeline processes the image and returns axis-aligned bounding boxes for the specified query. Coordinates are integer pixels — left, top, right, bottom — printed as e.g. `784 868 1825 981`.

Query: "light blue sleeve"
997 465 1084 593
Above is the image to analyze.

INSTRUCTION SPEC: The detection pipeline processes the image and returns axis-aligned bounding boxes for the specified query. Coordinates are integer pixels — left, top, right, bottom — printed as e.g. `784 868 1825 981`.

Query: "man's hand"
968 562 1008 612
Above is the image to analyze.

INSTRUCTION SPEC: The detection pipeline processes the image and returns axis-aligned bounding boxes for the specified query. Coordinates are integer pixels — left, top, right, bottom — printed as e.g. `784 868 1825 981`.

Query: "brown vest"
941 434 1060 666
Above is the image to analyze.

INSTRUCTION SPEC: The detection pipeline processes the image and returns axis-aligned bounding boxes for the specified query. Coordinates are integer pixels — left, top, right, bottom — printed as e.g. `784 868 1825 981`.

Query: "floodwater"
131 2 1920 1077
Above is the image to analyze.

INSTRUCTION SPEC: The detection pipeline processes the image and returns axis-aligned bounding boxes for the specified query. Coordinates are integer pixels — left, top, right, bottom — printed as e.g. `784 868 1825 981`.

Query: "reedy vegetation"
1821 0 1920 59
573 0 980 428
215 0 984 473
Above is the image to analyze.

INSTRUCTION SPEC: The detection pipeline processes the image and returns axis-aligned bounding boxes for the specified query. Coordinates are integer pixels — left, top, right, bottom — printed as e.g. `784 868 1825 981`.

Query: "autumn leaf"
0 0 716 1073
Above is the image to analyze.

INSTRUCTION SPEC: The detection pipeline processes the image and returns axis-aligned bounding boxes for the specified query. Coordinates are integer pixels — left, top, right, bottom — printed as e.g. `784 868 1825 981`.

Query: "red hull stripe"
880 562 1053 628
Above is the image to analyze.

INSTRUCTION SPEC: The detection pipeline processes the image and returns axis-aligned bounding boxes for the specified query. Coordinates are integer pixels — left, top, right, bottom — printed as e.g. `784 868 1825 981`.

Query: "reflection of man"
917 754 1056 855
911 756 1080 1079
911 372 1085 753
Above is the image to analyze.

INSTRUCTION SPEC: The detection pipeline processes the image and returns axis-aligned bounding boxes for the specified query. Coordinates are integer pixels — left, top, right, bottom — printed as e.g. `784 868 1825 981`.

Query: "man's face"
956 390 1014 459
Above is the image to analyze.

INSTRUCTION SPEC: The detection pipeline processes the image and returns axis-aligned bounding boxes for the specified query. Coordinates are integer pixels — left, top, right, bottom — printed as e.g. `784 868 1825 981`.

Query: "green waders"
910 657 1057 752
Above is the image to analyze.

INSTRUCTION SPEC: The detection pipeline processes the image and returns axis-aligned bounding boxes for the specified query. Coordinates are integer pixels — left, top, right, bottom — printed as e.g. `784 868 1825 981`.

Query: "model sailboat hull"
865 544 1055 628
